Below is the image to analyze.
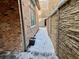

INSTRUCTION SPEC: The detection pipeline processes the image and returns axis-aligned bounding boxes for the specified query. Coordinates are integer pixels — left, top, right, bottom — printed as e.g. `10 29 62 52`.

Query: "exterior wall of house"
46 18 51 36
48 0 60 14
21 0 39 47
39 0 49 18
58 0 79 59
0 0 23 54
46 0 79 59
46 0 60 53
46 12 59 54
0 0 40 54
50 12 59 53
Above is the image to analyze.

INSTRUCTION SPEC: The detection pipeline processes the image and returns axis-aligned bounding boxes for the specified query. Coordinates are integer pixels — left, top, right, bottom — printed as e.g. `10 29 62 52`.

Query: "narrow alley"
0 0 79 59
18 27 58 59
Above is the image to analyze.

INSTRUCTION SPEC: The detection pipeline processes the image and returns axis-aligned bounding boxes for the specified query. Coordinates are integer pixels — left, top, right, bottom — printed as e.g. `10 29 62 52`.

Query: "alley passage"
19 27 58 59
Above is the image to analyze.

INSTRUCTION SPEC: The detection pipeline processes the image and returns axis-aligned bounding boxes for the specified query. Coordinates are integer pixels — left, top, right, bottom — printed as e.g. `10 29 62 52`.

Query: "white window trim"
31 25 36 28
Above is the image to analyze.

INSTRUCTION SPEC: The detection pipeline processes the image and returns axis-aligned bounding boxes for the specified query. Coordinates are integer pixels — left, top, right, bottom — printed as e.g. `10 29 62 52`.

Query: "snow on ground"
18 27 58 59
28 27 54 53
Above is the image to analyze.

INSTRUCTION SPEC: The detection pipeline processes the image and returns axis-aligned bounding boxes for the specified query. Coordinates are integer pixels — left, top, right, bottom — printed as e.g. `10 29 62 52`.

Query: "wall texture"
50 12 59 53
0 0 23 54
58 0 79 59
48 0 60 14
46 12 59 54
0 0 40 54
46 0 79 59
46 18 51 36
21 0 39 47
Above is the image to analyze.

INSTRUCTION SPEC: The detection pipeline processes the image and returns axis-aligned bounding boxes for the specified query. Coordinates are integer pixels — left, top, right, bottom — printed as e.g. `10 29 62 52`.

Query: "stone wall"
46 12 59 54
0 0 23 53
46 18 51 36
48 0 60 15
50 12 59 53
58 0 79 59
46 0 79 59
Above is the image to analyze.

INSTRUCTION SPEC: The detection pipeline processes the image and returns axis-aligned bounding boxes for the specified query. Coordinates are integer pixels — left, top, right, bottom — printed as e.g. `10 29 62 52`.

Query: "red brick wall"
0 0 40 54
21 0 39 47
0 0 22 53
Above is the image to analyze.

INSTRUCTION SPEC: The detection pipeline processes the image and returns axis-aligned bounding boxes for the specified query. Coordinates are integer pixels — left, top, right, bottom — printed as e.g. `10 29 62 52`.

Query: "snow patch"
17 27 58 59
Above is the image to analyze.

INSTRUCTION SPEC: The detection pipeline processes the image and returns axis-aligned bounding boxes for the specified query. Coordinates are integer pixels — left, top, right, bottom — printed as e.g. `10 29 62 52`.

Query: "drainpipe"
18 0 27 52
57 9 60 57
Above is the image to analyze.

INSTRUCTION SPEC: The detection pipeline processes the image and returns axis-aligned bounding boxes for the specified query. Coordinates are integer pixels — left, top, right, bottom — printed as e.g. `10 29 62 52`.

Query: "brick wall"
50 12 59 53
0 0 23 54
46 12 59 54
46 0 79 59
0 0 40 54
21 0 39 47
58 0 79 59
48 0 60 14
46 18 51 36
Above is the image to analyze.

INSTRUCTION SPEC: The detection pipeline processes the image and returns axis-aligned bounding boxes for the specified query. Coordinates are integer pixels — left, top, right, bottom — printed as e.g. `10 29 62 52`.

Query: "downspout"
57 9 60 58
18 0 27 52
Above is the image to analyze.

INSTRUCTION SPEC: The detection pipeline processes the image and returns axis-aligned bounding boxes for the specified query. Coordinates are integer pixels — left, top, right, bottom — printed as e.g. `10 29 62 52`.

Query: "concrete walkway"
18 27 58 59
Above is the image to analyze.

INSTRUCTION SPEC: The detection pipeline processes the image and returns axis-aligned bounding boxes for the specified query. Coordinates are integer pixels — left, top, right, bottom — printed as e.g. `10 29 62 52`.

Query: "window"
31 10 36 26
30 0 35 6
30 0 36 26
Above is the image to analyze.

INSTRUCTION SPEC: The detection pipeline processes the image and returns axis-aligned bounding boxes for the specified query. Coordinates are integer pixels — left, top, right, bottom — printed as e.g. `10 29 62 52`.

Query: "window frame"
30 0 36 27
